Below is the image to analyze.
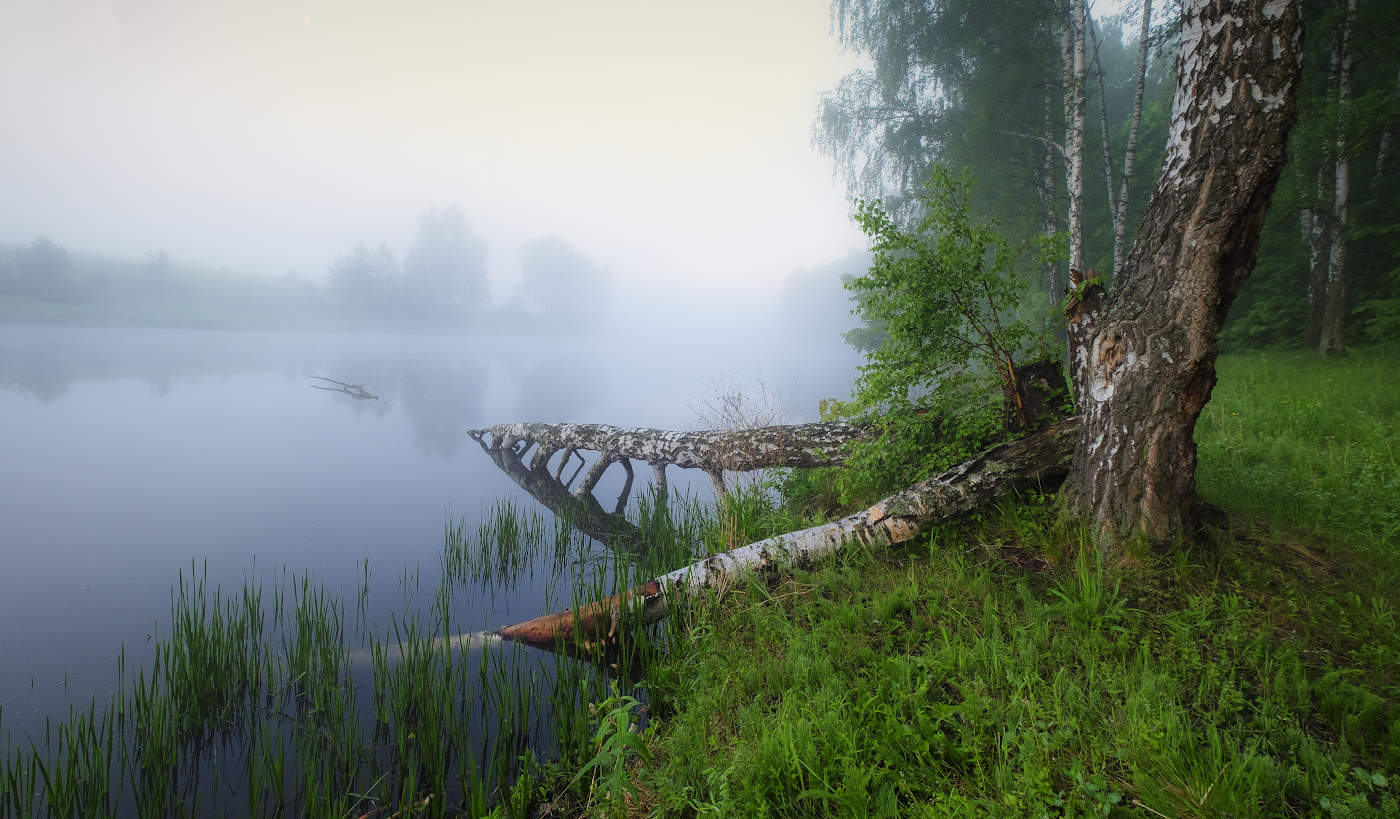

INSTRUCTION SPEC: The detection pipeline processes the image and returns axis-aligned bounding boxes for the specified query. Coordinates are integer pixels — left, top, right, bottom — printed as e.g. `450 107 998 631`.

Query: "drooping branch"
494 419 1077 649
467 430 643 550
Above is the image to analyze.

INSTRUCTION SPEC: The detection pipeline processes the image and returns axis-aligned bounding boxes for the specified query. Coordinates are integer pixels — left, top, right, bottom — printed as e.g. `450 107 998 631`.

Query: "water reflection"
0 326 492 459
0 322 863 750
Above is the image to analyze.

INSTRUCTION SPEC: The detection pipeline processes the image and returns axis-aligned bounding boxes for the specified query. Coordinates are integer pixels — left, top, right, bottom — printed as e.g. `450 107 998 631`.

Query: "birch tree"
1064 0 1302 546
1318 0 1357 356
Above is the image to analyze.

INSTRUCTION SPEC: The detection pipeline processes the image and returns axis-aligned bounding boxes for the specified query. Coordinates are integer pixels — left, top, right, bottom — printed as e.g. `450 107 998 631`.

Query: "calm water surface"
0 323 859 745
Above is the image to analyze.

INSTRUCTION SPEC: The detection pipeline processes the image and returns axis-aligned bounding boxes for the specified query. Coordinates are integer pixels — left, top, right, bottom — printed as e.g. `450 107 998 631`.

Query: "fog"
0 0 879 762
1 0 868 323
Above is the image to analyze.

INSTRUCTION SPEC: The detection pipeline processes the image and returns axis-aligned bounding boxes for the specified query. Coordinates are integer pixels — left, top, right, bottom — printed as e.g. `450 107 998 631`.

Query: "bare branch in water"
310 376 378 400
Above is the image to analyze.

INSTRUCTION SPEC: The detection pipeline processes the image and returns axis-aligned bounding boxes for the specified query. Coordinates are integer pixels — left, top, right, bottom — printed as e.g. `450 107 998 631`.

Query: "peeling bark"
467 420 870 474
495 419 1077 649
1065 0 1302 546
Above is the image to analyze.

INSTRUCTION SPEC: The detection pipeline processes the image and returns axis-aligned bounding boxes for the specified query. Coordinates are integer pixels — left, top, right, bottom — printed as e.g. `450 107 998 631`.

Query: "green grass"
601 346 1400 817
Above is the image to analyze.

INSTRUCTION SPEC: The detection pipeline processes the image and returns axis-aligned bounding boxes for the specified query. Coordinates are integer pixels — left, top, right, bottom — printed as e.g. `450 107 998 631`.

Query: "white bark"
1062 0 1087 275
468 420 869 473
494 420 1077 648
1305 166 1333 349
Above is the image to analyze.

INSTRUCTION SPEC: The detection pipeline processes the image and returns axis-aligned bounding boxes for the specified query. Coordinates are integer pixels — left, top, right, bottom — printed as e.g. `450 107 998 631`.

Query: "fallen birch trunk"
495 418 1077 649
468 418 871 516
467 421 870 472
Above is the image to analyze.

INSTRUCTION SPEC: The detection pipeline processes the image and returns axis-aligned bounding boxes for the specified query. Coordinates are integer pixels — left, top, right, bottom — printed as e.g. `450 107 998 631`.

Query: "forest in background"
818 0 1399 354
0 205 616 335
3 5 1396 351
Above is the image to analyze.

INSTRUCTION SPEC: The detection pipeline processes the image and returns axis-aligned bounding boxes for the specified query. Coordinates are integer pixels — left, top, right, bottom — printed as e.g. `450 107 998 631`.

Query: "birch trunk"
1062 0 1088 276
1320 0 1356 357
1064 0 1302 548
1304 166 1333 350
1113 0 1152 279
495 420 1077 648
467 420 869 473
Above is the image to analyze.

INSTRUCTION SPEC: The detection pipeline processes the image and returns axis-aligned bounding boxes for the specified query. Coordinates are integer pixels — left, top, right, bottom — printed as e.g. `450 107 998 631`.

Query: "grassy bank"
555 347 1399 817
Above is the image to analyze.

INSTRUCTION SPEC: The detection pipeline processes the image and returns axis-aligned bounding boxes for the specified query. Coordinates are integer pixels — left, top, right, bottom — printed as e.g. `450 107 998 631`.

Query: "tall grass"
0 488 716 818
611 347 1400 817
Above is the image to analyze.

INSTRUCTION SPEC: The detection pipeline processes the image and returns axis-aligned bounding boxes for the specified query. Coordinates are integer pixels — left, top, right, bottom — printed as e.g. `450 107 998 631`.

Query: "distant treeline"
0 205 612 333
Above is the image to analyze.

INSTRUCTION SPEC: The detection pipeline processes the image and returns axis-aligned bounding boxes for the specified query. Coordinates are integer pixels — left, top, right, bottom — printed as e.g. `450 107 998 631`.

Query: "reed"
0 482 731 817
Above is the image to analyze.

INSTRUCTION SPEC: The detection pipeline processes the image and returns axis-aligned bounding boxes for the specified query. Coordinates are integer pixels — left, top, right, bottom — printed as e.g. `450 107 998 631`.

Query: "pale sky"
0 0 869 304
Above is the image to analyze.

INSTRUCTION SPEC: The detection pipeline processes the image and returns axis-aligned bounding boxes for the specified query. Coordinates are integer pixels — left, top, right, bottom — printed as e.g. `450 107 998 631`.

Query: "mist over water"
0 322 862 741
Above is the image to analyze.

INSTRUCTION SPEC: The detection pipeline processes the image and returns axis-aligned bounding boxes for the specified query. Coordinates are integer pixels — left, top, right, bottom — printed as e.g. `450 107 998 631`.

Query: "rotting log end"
496 579 663 648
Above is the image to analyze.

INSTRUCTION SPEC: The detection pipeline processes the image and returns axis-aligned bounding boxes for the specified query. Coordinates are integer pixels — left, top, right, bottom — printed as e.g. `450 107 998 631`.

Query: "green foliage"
627 346 1400 817
570 684 651 817
819 2 1173 278
1224 0 1400 349
1358 264 1400 343
835 168 1059 502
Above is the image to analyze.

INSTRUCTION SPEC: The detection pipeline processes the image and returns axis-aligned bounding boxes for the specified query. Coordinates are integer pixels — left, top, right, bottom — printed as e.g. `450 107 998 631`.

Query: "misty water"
0 323 859 758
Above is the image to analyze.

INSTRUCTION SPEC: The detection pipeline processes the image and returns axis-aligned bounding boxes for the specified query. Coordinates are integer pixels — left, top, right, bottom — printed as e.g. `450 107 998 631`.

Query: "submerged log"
495 419 1077 649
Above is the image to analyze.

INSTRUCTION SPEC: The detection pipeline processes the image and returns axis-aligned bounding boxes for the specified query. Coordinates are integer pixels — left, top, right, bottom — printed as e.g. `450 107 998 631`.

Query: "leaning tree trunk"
1064 0 1302 548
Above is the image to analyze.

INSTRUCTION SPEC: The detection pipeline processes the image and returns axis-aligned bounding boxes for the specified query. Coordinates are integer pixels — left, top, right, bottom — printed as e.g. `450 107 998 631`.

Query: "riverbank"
539 347 1399 817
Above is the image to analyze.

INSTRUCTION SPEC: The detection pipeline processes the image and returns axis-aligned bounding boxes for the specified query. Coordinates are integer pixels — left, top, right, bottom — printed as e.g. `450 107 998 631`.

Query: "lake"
0 322 860 812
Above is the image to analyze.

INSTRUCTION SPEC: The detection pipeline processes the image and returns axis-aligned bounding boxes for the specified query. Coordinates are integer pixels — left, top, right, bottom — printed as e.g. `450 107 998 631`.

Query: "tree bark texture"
468 420 869 474
1062 0 1088 276
495 419 1077 649
466 420 871 546
1064 0 1302 546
